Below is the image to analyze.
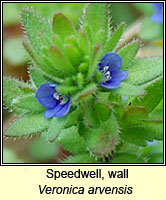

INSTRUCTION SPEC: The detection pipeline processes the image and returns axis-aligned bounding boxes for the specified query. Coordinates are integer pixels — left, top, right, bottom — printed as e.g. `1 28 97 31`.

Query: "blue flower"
36 83 71 118
151 3 163 24
98 52 128 89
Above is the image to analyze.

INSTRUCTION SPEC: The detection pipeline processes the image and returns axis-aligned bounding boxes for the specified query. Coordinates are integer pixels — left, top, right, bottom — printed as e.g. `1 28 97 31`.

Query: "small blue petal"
111 70 128 82
36 83 58 108
99 52 122 72
55 99 71 118
100 80 121 89
44 104 61 118
44 98 71 118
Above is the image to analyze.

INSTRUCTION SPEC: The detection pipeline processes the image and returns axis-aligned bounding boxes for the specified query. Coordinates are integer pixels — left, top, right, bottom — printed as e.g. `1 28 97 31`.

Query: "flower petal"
99 52 122 72
55 99 71 118
100 80 121 89
44 98 71 118
36 83 58 108
111 70 128 82
44 105 60 118
100 70 128 89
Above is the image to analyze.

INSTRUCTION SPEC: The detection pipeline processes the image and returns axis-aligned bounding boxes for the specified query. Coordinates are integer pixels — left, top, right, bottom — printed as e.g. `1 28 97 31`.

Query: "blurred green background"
3 3 163 163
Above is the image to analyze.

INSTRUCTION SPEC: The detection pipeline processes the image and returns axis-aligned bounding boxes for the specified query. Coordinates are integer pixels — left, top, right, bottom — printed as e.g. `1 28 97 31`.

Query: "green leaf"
72 83 97 103
47 117 66 142
126 57 163 86
5 114 49 137
82 3 111 46
110 153 145 163
132 77 163 112
115 82 144 96
78 30 90 55
105 23 125 53
123 106 148 121
140 141 163 163
56 126 87 154
118 41 140 70
29 68 52 88
21 7 52 50
84 101 111 128
49 46 76 76
23 40 60 80
3 76 35 115
121 120 163 146
84 101 100 128
62 154 98 163
64 44 82 67
88 44 101 78
83 114 119 156
11 94 45 113
140 17 163 41
53 12 75 42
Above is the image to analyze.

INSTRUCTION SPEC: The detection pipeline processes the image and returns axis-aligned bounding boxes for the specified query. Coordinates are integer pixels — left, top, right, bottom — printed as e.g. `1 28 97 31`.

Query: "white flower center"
101 66 112 81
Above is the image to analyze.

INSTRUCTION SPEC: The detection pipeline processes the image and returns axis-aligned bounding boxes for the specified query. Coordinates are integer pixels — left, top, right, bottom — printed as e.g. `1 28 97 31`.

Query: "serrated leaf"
115 82 144 96
62 154 98 163
83 114 119 156
5 114 49 137
3 76 35 115
118 41 140 70
53 12 75 42
126 57 163 86
82 3 111 46
121 121 163 146
21 7 52 50
110 153 144 163
105 23 125 53
49 46 76 76
56 126 87 154
12 94 45 113
23 40 61 80
132 77 163 112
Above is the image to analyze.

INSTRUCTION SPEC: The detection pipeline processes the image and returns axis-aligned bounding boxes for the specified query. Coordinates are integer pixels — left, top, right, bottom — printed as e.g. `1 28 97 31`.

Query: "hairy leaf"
53 12 75 42
5 114 49 137
82 3 111 46
3 76 35 115
132 77 163 112
118 41 140 70
105 23 125 53
62 154 98 163
56 126 87 154
126 57 163 85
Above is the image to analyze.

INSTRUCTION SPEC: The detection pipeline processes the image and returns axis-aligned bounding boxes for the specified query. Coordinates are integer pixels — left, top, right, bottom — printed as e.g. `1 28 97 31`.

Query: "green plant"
3 3 163 163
